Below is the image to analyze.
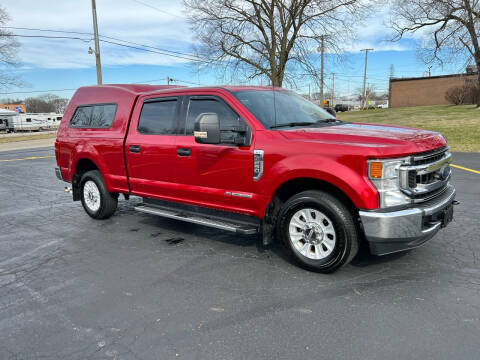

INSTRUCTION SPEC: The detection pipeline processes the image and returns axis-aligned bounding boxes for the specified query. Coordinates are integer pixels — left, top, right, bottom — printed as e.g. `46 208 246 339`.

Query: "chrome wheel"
288 208 336 260
83 180 101 212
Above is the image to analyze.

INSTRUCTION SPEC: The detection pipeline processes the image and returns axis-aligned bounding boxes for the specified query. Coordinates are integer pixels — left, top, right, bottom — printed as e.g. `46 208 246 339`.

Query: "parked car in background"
55 84 456 273
334 104 349 112
378 103 389 109
324 107 336 117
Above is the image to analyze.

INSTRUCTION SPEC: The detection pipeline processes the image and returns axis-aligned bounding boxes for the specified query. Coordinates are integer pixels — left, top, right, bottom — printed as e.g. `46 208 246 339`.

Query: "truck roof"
77 84 184 96
76 84 285 97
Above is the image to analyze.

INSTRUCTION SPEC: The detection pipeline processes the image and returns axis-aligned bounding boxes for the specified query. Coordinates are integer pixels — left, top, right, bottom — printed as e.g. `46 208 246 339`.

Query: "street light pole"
361 48 373 108
91 0 102 85
317 35 326 105
331 73 335 106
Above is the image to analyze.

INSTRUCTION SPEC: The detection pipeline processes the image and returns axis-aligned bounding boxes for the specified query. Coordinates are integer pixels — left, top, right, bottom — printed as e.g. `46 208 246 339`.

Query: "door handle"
177 148 191 156
129 145 141 153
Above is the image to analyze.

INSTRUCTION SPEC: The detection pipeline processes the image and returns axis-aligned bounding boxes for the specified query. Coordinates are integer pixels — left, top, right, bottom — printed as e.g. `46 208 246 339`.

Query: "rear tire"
276 190 358 273
80 170 118 219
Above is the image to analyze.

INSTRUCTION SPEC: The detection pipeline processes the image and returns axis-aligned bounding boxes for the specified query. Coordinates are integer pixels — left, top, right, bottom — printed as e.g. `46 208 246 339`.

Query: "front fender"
265 154 378 210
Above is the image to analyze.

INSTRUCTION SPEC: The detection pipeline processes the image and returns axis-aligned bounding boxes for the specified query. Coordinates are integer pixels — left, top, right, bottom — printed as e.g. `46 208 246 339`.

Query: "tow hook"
452 200 460 206
65 186 72 193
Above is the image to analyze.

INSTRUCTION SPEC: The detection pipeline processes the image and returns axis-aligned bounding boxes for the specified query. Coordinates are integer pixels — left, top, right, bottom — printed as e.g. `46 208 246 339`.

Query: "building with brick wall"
389 73 478 108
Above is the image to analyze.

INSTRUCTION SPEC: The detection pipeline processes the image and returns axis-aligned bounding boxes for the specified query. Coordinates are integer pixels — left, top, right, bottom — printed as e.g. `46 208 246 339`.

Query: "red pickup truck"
55 84 456 272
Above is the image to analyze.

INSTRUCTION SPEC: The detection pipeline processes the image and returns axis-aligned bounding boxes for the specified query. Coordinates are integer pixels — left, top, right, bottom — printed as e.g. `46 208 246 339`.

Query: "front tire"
277 190 358 273
80 170 118 219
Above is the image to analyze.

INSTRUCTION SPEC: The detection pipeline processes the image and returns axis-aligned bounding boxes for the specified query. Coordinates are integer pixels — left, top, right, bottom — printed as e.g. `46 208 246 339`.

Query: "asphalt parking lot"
0 147 479 360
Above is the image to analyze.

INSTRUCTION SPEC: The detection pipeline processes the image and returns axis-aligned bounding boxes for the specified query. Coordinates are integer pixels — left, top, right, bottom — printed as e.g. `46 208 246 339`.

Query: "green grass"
0 133 57 144
337 105 480 152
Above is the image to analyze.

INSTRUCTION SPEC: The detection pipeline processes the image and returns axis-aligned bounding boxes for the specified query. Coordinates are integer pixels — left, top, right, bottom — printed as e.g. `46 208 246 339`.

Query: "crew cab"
55 84 456 272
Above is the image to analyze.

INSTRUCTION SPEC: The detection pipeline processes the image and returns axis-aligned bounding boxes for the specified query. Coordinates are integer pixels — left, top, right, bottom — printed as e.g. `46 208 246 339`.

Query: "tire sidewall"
278 194 350 271
80 171 106 218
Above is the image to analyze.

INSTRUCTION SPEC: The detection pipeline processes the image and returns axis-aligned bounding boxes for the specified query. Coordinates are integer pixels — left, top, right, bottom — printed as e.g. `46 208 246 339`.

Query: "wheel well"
273 178 357 213
261 177 359 246
72 159 99 201
75 158 98 176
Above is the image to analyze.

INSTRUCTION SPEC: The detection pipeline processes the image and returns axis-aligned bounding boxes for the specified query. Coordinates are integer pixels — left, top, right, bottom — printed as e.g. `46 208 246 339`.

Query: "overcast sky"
0 0 469 99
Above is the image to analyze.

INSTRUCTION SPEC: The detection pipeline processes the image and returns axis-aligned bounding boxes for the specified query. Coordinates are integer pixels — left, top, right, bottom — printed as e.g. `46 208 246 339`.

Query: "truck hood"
279 123 447 156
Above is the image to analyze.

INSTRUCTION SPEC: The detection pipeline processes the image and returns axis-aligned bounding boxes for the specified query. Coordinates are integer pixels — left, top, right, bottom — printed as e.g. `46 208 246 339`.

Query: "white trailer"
0 109 17 132
4 113 63 132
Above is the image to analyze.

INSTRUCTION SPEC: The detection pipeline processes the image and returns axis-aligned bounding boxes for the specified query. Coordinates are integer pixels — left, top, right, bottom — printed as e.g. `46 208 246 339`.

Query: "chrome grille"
399 147 452 203
411 146 448 166
416 172 435 185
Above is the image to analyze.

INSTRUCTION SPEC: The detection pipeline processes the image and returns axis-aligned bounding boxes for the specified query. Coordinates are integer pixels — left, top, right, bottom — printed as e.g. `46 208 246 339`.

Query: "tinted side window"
138 99 178 135
70 104 116 128
185 98 240 135
90 104 117 128
70 106 93 127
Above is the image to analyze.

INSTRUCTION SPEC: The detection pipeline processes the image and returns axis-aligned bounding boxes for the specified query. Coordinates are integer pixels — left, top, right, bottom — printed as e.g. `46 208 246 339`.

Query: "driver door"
174 95 258 215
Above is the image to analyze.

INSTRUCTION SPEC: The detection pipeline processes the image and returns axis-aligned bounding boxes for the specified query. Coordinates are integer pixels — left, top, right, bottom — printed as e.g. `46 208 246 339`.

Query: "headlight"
367 158 411 208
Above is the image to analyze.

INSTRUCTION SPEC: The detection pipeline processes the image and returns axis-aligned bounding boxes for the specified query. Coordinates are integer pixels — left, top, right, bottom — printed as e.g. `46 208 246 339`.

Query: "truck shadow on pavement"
130 206 408 272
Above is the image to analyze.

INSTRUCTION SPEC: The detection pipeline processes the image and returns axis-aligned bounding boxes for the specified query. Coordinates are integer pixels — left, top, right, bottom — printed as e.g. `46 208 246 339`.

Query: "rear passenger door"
125 96 181 199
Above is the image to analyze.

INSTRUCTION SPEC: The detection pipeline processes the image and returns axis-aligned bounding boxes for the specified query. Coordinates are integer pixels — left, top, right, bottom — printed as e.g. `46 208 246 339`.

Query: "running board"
134 204 259 235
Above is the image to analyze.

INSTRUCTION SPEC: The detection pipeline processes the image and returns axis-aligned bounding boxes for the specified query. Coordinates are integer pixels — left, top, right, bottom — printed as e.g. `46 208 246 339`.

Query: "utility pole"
361 49 373 109
331 73 335 106
91 0 102 84
347 78 351 100
317 35 326 105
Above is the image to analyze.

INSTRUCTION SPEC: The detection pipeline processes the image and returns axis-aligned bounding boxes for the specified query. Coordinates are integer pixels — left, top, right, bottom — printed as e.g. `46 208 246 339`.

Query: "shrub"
445 86 466 105
445 82 479 105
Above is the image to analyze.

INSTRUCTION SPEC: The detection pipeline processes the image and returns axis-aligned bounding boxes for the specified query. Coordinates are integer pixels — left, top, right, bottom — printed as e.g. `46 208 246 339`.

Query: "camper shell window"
70 103 117 128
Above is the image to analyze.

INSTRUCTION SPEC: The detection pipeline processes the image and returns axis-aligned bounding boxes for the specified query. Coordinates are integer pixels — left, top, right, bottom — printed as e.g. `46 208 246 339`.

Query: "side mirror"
194 113 220 144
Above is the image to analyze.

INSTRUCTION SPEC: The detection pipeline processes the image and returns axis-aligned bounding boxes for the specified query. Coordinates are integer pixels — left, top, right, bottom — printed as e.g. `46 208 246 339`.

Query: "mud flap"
72 174 81 201
262 197 283 246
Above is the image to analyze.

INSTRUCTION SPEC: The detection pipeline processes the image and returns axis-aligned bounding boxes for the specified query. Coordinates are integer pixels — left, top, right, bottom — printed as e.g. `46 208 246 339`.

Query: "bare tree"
24 97 55 113
0 7 21 89
390 0 480 107
40 94 69 113
23 94 69 113
354 84 377 101
184 0 366 87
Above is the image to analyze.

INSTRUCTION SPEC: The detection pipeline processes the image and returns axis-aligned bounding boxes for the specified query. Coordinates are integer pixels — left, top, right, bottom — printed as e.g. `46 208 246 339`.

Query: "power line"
130 0 184 18
4 33 207 63
0 77 206 95
0 79 166 95
1 26 203 60
1 26 93 36
100 39 201 62
2 34 92 42
0 88 78 95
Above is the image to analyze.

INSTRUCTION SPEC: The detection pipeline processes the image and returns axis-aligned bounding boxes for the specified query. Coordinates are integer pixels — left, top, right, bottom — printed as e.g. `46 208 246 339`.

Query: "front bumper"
359 184 456 255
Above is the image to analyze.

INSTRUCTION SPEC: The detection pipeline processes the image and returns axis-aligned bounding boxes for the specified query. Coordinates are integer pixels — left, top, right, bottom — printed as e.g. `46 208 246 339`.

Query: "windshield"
232 90 336 129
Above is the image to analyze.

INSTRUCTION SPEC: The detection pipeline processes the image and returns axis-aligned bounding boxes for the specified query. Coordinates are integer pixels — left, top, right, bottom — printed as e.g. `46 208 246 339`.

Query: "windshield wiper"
270 121 317 129
270 119 338 129
317 118 338 123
